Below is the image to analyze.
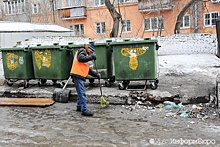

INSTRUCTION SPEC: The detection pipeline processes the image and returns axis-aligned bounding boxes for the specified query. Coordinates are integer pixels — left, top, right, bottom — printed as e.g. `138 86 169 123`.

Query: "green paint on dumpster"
111 39 158 81
31 44 73 80
1 47 34 80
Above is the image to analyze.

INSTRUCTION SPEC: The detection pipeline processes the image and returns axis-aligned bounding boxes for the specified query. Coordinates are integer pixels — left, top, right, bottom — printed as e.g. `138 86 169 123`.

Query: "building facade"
0 0 219 38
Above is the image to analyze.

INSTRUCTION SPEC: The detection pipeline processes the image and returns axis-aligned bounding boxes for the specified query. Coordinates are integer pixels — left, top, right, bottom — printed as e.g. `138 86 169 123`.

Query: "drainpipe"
216 16 220 58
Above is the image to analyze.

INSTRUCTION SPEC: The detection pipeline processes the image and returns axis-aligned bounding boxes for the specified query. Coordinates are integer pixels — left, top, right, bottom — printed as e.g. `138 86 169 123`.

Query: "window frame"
144 17 164 31
70 24 84 36
66 0 73 7
32 3 40 14
180 14 190 29
95 22 106 34
204 12 219 27
121 20 131 33
119 0 130 4
3 0 26 15
94 0 105 7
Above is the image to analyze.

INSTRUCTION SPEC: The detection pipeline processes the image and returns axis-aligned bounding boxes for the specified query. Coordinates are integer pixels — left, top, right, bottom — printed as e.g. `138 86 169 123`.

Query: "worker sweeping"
70 43 101 117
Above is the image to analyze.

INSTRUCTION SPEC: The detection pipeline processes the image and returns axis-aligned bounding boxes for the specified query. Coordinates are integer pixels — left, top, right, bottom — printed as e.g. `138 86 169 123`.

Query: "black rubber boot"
76 106 81 112
81 110 94 116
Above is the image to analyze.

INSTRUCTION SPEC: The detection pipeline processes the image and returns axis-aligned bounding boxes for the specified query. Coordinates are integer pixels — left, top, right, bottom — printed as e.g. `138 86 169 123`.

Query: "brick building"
0 0 219 38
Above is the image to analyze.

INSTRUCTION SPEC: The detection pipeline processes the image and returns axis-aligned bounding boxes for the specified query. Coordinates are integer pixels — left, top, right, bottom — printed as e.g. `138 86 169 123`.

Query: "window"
70 24 84 36
204 12 219 26
0 8 2 18
74 0 83 6
181 15 190 28
66 0 73 7
3 0 26 15
49 0 57 11
119 0 130 4
32 3 40 14
121 20 131 32
66 0 82 7
144 17 164 31
94 0 105 6
95 22 106 34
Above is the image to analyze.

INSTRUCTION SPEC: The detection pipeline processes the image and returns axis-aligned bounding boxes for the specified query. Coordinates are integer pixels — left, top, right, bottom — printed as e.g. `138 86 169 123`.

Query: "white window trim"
32 3 40 14
119 0 130 4
3 0 26 15
95 22 106 34
94 0 105 7
121 20 131 33
180 14 190 29
72 24 84 36
144 17 164 31
204 11 219 27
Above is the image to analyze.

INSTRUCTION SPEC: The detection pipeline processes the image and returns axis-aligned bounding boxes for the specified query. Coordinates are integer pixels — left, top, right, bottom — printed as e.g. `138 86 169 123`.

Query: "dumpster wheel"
38 79 47 87
149 81 158 90
104 80 111 87
24 80 29 88
52 80 57 84
89 79 94 83
6 79 13 86
118 83 126 90
118 81 129 90
58 82 65 88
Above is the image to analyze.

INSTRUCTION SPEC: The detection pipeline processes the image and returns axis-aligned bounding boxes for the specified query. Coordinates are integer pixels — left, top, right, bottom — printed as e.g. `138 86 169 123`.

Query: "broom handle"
94 60 102 96
63 76 71 89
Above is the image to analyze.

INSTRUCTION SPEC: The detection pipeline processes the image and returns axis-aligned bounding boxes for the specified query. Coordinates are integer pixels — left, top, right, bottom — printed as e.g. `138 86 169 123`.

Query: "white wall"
156 33 217 55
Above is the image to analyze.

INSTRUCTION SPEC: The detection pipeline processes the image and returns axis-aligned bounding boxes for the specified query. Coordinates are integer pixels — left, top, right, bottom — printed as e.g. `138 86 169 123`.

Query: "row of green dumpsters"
0 38 160 90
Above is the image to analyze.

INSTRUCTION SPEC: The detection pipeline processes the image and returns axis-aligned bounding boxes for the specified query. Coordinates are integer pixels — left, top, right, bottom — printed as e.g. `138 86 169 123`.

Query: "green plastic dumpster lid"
31 44 66 50
110 38 158 45
0 47 31 51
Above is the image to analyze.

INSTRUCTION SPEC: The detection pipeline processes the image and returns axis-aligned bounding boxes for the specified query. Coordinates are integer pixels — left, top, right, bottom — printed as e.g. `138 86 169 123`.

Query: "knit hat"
88 43 95 53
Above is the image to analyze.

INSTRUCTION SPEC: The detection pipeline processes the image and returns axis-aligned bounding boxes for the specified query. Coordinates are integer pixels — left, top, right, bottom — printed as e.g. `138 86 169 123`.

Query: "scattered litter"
163 101 179 110
180 112 189 118
165 112 177 118
192 104 197 109
123 91 219 120
189 121 195 124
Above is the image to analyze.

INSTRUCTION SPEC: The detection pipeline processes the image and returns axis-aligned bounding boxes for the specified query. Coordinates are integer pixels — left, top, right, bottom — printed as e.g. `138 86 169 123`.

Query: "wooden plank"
0 98 55 107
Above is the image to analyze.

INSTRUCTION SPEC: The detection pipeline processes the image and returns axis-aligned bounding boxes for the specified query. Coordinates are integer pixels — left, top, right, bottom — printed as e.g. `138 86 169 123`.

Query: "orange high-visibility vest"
70 51 90 77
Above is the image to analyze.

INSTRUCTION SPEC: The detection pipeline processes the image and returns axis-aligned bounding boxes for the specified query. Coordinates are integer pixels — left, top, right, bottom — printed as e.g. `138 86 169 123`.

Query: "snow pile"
159 54 220 78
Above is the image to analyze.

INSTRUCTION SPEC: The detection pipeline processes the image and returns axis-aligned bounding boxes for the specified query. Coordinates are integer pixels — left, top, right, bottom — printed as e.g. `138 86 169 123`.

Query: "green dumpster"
87 41 115 87
110 38 159 90
0 47 34 88
31 43 73 86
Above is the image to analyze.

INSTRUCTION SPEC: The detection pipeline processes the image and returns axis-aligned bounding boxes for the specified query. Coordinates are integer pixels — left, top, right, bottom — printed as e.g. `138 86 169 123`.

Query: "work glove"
90 53 96 60
97 73 101 79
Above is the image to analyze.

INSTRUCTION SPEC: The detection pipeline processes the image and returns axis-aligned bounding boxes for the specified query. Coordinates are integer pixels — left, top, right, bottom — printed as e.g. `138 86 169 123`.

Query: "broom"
94 60 109 107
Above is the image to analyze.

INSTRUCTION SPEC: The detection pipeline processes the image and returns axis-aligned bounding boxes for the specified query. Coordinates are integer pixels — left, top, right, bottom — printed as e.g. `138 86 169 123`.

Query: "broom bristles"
100 96 109 107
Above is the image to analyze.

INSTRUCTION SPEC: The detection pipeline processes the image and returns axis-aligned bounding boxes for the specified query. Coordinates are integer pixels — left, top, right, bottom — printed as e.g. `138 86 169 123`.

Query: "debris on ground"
127 91 181 105
124 91 220 120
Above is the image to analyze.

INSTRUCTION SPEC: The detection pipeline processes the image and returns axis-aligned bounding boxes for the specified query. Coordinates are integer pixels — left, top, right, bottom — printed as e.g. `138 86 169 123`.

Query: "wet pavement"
0 102 219 147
